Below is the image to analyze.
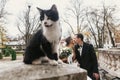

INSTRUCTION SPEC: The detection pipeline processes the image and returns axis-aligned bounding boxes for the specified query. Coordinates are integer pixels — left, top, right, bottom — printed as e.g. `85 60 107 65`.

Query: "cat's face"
37 5 59 27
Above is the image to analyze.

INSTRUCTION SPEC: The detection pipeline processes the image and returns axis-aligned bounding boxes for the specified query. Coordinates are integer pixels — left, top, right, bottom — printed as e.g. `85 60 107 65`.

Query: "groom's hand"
93 73 100 80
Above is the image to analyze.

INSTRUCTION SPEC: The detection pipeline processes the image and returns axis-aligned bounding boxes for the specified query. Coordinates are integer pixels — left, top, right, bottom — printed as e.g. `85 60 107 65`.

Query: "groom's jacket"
74 42 99 79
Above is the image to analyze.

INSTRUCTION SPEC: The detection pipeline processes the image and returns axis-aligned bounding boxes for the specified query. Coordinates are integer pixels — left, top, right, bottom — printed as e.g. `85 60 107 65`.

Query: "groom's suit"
74 42 99 80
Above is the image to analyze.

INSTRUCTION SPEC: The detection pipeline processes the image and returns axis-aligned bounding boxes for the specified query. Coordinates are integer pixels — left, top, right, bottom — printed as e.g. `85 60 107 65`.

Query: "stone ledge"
99 69 120 80
0 60 87 80
99 66 120 78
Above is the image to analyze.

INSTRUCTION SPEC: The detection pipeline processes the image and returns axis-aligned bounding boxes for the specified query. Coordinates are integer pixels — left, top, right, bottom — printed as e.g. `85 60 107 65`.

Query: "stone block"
0 61 87 80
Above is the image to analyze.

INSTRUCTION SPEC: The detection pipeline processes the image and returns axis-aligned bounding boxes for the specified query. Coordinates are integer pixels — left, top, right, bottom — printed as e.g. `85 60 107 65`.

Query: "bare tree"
17 5 41 46
102 5 116 47
0 0 8 45
86 4 117 48
0 0 8 56
63 0 87 34
86 8 104 48
0 0 8 23
86 9 98 47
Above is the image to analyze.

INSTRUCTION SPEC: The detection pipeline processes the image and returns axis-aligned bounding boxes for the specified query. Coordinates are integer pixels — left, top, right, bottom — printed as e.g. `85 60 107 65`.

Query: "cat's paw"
32 59 42 65
57 59 64 64
49 60 58 66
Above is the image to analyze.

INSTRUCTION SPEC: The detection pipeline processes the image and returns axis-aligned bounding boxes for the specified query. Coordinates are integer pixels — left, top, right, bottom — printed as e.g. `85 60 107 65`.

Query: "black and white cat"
23 4 62 65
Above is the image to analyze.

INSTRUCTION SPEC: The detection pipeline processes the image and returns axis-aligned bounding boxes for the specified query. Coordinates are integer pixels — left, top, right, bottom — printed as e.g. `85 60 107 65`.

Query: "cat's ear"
51 4 57 12
37 7 43 13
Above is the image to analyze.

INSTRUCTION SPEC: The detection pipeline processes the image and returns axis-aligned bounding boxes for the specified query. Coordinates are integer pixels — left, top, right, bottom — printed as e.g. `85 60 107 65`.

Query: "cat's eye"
40 18 43 21
40 16 44 21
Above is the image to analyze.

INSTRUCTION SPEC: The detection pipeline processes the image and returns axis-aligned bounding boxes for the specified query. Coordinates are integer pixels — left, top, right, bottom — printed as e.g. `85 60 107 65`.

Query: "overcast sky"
4 0 120 38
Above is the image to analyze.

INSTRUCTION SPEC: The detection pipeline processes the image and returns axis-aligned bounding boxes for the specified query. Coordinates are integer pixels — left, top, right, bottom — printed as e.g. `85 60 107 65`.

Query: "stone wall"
0 60 87 80
98 48 120 79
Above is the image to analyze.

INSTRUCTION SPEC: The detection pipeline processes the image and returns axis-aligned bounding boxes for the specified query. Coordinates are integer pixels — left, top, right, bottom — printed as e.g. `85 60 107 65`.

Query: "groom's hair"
76 33 84 41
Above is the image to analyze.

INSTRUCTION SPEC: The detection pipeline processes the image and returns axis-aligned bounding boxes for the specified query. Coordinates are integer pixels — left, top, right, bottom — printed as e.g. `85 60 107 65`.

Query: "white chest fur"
43 22 61 43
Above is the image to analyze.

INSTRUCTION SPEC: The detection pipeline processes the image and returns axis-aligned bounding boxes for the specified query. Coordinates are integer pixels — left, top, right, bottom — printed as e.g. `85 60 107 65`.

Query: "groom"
74 33 100 80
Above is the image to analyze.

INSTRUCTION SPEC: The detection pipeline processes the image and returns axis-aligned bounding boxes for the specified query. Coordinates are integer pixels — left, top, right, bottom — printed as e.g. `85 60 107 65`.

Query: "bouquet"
59 47 72 59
